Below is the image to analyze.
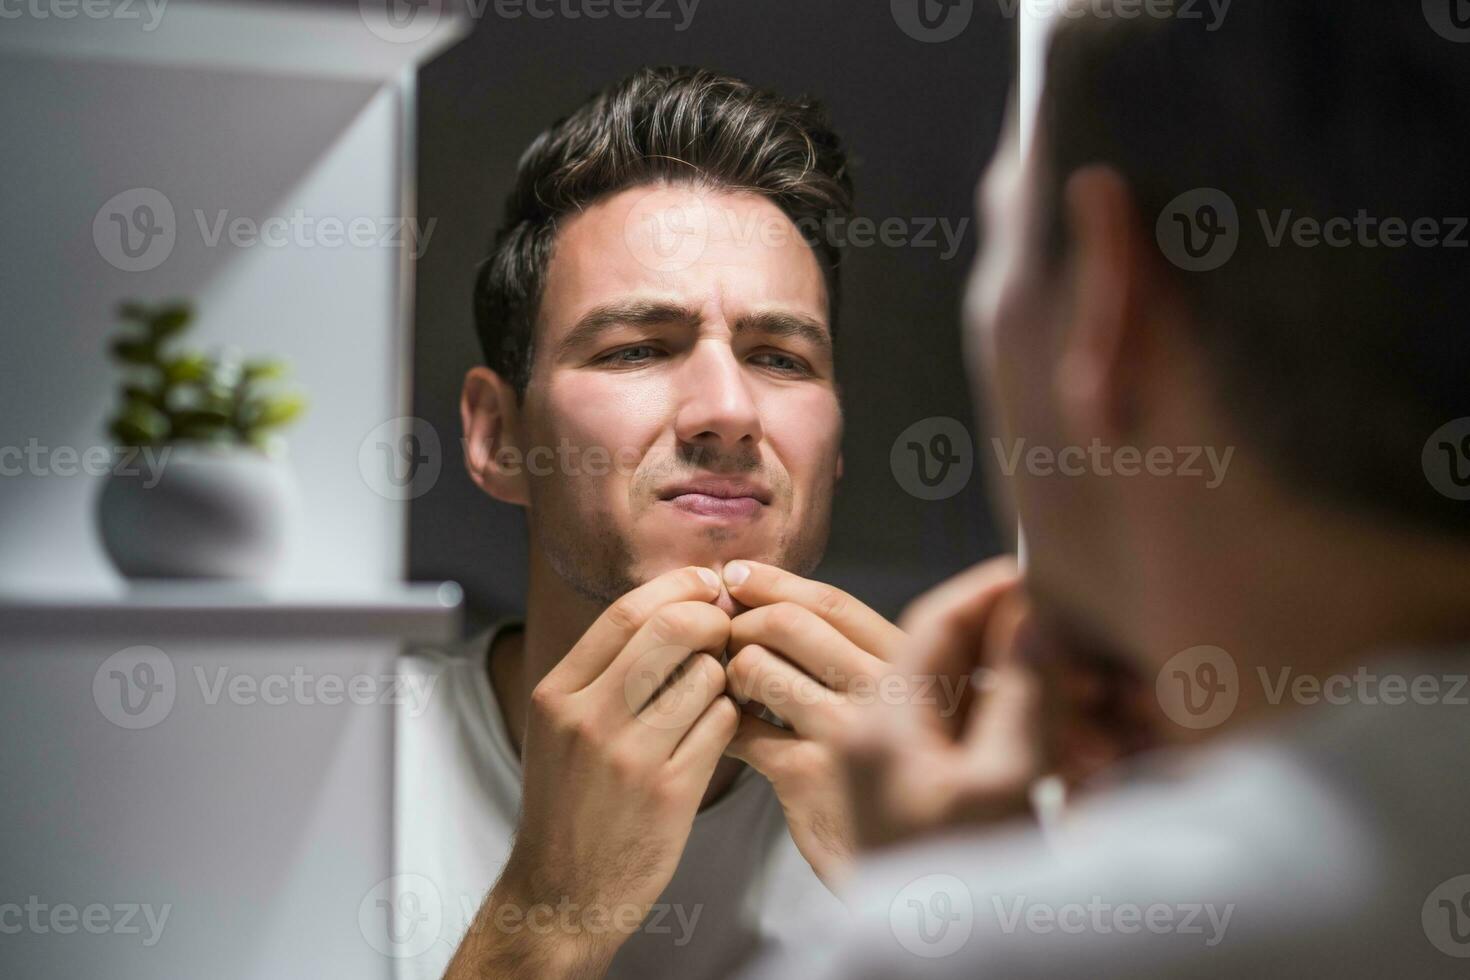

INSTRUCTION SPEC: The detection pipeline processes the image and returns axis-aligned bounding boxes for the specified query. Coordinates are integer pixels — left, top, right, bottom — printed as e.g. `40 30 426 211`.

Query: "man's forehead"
540 184 830 335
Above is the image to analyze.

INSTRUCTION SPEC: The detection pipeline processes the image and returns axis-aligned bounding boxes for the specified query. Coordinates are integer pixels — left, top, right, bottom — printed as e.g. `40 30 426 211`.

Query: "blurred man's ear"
1052 164 1153 444
460 366 530 507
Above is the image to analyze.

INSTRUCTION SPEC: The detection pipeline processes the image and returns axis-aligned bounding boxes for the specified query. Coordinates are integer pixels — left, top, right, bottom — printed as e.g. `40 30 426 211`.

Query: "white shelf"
0 0 471 81
0 581 463 641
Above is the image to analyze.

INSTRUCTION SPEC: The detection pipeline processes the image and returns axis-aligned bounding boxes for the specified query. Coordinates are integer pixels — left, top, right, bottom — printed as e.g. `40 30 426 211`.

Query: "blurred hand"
830 556 1152 851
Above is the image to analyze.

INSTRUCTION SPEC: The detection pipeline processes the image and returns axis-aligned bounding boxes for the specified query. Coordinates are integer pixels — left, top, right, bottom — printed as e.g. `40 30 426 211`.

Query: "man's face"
964 113 1113 643
519 182 843 604
962 113 1174 761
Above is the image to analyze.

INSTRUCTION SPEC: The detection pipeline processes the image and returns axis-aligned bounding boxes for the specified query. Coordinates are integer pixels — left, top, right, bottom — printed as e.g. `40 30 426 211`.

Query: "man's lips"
657 478 771 520
664 493 763 519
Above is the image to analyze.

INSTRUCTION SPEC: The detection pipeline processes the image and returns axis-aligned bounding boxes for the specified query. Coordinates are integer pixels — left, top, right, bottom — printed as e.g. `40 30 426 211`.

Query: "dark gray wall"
410 0 1016 626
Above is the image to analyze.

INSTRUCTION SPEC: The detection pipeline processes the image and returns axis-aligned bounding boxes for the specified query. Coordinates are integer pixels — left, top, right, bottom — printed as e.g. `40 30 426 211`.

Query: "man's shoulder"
396 619 524 752
401 618 522 675
796 688 1470 978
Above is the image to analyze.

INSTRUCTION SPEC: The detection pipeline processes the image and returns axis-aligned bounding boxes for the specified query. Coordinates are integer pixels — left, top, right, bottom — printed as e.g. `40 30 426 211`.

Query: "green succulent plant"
107 301 306 451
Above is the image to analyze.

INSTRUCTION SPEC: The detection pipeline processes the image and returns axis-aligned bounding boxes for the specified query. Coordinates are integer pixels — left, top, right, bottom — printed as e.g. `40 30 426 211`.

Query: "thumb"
962 603 1047 794
965 590 1040 743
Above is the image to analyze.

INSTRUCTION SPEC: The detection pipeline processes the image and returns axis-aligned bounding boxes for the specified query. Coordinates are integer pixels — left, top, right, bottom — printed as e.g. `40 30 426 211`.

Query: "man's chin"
625 515 829 602
633 551 760 583
617 554 740 616
712 585 740 617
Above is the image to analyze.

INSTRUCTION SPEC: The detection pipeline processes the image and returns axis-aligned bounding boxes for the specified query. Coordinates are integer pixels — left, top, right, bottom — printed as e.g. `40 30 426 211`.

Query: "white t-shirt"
393 622 849 979
742 650 1470 978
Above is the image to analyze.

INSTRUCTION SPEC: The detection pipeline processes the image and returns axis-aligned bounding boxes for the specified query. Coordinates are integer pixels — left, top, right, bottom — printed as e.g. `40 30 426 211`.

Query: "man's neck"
1131 494 1470 740
488 550 745 809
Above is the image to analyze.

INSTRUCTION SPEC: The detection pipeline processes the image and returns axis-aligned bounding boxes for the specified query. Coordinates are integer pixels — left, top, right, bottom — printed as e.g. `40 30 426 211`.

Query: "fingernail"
723 561 750 586
697 567 721 590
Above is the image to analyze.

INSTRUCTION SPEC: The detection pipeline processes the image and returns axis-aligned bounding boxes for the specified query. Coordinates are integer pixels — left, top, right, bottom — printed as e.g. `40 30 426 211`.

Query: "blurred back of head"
1038 0 1470 538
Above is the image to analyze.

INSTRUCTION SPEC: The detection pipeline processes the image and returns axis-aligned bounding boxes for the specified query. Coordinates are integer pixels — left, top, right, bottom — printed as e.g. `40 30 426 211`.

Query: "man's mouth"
657 477 771 521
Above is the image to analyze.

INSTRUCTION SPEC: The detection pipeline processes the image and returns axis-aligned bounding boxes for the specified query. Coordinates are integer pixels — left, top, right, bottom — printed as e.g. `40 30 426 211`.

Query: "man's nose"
672 339 763 451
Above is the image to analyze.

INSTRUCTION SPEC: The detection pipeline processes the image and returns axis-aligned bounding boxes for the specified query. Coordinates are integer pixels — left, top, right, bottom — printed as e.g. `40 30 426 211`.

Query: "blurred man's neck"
1133 488 1470 738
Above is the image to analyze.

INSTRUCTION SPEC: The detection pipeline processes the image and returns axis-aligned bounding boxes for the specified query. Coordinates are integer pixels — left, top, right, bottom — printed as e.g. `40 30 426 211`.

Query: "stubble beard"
531 449 833 609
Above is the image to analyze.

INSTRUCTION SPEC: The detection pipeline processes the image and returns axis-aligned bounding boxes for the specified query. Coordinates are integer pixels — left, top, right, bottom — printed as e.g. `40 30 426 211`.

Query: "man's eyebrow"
555 301 701 357
732 311 832 356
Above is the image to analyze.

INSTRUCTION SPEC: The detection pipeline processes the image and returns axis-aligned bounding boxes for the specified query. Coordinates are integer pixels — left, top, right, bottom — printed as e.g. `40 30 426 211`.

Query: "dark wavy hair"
473 65 855 396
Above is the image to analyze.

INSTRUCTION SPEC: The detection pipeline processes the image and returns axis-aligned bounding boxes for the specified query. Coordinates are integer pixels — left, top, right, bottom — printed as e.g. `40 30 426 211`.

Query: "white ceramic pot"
97 444 296 580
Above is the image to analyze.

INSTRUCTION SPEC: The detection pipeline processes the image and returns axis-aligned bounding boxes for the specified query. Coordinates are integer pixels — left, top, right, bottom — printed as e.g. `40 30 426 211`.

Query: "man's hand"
447 566 739 980
719 560 909 890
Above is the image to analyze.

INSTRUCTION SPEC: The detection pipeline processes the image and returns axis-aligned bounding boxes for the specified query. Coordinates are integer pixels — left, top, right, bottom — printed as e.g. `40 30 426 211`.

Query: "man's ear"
460 366 530 507
1052 165 1153 444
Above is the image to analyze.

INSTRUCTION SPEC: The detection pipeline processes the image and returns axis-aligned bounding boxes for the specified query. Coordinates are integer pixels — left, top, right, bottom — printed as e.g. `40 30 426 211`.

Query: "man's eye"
599 345 661 365
751 351 810 375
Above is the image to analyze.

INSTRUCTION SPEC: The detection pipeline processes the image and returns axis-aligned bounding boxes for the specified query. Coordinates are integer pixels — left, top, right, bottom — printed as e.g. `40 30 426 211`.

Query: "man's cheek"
770 404 841 484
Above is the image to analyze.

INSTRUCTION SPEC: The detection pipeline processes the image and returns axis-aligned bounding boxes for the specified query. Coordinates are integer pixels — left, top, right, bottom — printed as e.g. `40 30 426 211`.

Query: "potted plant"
96 301 307 580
